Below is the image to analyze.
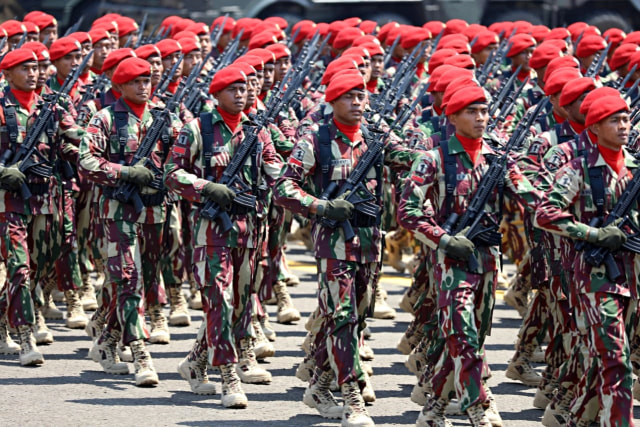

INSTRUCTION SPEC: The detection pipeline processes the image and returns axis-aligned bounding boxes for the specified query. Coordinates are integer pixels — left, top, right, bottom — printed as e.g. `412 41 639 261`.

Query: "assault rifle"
425 30 444 63
585 42 612 79
0 53 92 199
479 28 517 87
150 54 183 100
63 17 84 37
613 64 637 91
133 13 148 49
76 71 110 112
486 66 527 133
209 14 229 56
441 97 550 272
383 35 401 68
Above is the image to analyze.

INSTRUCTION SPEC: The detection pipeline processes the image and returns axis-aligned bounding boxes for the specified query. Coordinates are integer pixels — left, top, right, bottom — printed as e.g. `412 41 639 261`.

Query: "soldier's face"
183 50 202 77
246 75 259 107
511 47 534 72
564 92 588 125
214 82 248 115
37 61 51 89
331 89 367 126
27 33 39 43
218 32 232 51
370 55 384 79
147 55 163 86
120 75 152 105
472 43 498 66
40 26 58 47
360 57 372 82
5 61 38 91
274 56 291 82
93 39 113 70
449 103 489 139
162 52 183 82
591 112 630 149
198 34 212 55
263 63 275 91
8 35 22 51
54 50 82 80
255 69 264 91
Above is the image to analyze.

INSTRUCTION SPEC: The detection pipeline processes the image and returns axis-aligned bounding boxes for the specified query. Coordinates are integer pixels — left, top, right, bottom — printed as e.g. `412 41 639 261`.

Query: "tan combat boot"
85 307 106 338
130 339 159 386
260 311 276 341
506 343 542 387
89 331 130 375
503 277 529 317
303 369 343 419
534 371 559 409
361 371 376 403
341 381 374 427
482 383 503 427
177 350 217 395
296 354 315 382
187 279 202 310
467 402 491 427
80 274 98 311
148 304 170 344
42 280 63 320
17 325 44 366
34 308 53 345
64 289 88 329
406 337 428 377
252 317 275 359
220 363 248 408
416 396 453 427
372 285 396 319
273 281 301 323
168 286 191 326
542 388 574 427
236 337 272 383
0 317 20 354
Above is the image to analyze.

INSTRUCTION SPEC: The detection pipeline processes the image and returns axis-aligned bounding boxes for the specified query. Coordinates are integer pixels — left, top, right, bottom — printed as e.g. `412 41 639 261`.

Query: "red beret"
0 28 6 39
231 61 256 77
103 48 136 72
513 20 533 35
627 50 640 72
444 19 468 36
0 48 37 71
544 68 581 96
115 17 138 38
23 12 56 31
234 18 259 41
187 23 210 36
427 64 457 91
292 20 317 44
359 20 378 35
446 85 487 115
247 48 276 64
353 35 378 47
178 37 201 54
248 30 279 50
442 76 478 109
321 55 361 85
91 21 118 36
507 34 536 57
171 18 195 38
576 34 607 58
173 30 198 42
433 67 473 92
529 42 564 69
423 21 445 37
609 43 639 71
623 31 640 46
439 33 468 46
603 28 626 47
378 21 399 43
328 20 349 45
264 16 288 30
443 54 475 69
135 44 161 60
544 56 579 82
343 46 370 59
531 25 551 43
439 38 471 54
212 16 236 34
385 25 405 47
333 27 365 50
253 22 280 37
568 22 589 41
545 27 571 41
89 28 111 45
362 42 384 57
69 31 91 45
234 54 264 71
265 43 291 60
22 21 39 34
580 87 622 114
464 24 487 41
560 76 596 107
160 16 180 32
112 57 150 85
471 30 499 54
428 48 458 74
22 41 49 61
156 39 182 58
585 95 629 127
325 69 365 102
401 27 431 50
316 22 330 37
544 38 569 52
487 22 504 35
209 65 247 94
49 37 81 61
343 17 362 28
1 20 26 38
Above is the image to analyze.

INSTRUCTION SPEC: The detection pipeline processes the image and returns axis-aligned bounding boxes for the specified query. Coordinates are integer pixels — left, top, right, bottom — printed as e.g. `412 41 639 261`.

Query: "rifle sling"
588 162 606 218
114 111 130 165
440 139 457 218
0 98 19 149
200 112 214 180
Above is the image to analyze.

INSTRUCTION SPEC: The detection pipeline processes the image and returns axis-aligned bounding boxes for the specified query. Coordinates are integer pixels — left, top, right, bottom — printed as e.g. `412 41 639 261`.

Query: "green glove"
440 229 475 261
202 182 236 209
121 159 154 186
0 164 26 190
319 199 354 222
587 218 627 251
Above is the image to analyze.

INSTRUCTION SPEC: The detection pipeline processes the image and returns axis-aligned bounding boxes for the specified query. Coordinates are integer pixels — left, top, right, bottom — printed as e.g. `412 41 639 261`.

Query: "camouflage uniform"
397 135 539 411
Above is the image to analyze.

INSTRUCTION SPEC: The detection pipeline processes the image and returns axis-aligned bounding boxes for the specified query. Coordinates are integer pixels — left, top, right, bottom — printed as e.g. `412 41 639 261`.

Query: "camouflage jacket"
164 109 283 248
76 88 118 128
397 134 539 273
273 112 418 263
79 98 181 224
535 141 640 297
0 90 82 215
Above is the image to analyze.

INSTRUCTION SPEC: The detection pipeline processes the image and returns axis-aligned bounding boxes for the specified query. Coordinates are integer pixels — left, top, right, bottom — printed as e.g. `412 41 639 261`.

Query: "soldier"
397 86 539 426
23 12 58 48
535 95 637 426
80 57 180 386
165 65 283 405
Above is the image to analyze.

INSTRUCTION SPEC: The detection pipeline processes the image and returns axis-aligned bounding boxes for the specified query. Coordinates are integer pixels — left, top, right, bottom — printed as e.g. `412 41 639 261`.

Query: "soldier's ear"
590 123 599 137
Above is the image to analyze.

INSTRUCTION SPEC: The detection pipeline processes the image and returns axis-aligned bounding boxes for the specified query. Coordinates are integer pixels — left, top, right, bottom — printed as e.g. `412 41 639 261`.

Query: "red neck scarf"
10 88 36 111
433 104 443 116
588 129 598 143
243 100 258 115
456 133 483 165
258 91 267 102
167 80 180 94
217 107 242 132
111 88 122 99
415 62 425 79
334 118 361 142
79 72 90 84
366 78 378 93
123 98 147 119
552 110 565 124
569 120 585 135
90 66 102 75
513 66 530 82
57 76 78 97
598 143 625 175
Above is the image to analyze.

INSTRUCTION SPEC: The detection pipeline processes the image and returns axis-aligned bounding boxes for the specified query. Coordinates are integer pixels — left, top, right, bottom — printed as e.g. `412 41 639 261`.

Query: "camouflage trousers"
191 245 256 366
100 219 163 344
430 266 496 412
257 205 292 303
0 212 57 328
50 188 82 292
312 258 377 386
75 189 94 276
570 292 636 426
160 202 185 290
177 200 195 285
500 199 528 266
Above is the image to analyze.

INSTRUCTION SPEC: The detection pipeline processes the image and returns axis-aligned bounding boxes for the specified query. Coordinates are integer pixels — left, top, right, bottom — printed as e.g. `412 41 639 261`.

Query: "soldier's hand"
441 230 475 261
0 163 26 190
587 219 627 251
322 199 354 222
202 182 236 209
121 159 154 186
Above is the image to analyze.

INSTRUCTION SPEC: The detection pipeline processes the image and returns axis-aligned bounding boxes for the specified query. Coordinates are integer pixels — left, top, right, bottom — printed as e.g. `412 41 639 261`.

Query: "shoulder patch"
289 147 305 167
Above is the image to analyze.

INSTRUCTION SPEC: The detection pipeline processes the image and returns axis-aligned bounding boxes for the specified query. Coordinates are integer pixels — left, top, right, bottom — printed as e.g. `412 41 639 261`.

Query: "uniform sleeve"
56 107 85 161
273 135 319 217
259 128 285 186
78 111 124 186
383 131 420 173
503 153 542 212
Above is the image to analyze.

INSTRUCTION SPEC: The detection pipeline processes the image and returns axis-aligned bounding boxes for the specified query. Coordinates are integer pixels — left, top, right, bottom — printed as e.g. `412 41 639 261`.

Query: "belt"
103 186 165 207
